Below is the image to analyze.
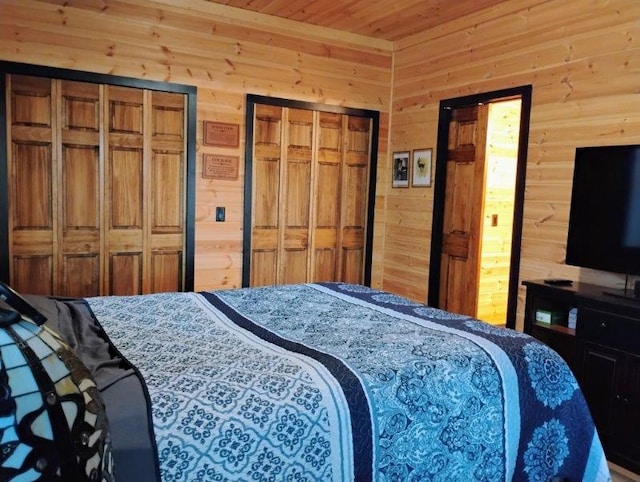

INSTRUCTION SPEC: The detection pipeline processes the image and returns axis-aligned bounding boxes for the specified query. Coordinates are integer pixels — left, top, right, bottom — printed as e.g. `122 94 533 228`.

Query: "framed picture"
392 151 410 188
411 148 432 187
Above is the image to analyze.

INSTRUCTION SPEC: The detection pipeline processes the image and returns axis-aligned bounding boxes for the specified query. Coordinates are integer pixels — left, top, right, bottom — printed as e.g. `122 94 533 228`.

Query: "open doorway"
477 99 521 324
428 86 532 329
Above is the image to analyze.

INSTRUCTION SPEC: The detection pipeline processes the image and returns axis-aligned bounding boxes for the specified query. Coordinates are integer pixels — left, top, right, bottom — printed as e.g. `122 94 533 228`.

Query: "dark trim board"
428 85 533 329
0 72 8 284
243 94 379 287
0 61 197 291
0 62 197 96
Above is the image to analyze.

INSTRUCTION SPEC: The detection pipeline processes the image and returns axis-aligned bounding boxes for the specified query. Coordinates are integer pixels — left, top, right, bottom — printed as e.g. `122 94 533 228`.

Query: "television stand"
523 279 640 474
603 287 640 303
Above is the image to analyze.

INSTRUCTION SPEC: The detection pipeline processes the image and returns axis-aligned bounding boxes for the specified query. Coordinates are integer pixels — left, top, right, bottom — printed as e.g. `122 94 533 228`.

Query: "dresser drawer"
578 307 640 354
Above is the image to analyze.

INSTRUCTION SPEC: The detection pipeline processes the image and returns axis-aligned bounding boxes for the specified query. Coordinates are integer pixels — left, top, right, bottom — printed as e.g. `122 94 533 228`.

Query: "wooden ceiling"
205 0 511 41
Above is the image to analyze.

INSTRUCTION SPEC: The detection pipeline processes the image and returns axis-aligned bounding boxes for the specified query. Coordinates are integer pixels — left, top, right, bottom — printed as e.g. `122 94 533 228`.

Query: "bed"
16 282 609 481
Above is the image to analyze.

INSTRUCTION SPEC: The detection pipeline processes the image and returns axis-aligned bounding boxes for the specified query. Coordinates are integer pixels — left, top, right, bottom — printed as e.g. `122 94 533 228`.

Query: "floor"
611 462 640 482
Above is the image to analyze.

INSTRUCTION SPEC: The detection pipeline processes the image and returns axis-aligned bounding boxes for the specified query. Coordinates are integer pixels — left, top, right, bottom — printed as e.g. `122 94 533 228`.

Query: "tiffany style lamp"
0 282 114 481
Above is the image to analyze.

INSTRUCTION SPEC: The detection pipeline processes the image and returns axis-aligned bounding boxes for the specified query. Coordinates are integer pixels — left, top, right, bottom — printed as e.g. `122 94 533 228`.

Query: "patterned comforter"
86 283 610 481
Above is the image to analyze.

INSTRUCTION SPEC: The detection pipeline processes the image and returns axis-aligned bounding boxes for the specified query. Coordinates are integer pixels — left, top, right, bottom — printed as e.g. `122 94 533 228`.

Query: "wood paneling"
0 0 392 291
2 0 637 332
6 74 187 296
249 104 372 286
205 0 511 42
387 0 640 329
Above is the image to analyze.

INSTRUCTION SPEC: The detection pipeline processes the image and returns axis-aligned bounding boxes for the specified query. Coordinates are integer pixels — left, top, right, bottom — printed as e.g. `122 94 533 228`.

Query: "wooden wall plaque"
203 154 239 180
203 121 239 147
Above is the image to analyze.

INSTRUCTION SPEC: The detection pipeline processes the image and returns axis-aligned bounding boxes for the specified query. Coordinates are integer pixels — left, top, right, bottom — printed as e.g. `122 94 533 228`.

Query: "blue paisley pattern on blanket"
87 283 610 482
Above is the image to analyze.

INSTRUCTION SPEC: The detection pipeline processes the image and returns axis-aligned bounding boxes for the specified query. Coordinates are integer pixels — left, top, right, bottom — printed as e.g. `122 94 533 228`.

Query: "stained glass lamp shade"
0 282 114 481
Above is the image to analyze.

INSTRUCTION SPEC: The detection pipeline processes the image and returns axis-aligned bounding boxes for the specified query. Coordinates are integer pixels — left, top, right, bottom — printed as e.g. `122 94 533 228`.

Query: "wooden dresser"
523 279 640 474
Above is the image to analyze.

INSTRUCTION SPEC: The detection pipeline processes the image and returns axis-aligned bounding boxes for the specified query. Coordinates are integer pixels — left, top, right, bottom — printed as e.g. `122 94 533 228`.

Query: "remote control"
543 278 573 286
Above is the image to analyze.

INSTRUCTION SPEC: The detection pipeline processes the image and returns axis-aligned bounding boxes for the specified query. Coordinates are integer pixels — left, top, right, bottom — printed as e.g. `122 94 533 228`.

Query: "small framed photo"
411 148 432 187
392 151 410 188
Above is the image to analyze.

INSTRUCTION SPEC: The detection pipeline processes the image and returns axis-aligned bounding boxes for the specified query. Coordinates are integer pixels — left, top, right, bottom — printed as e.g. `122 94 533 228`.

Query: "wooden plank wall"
2 0 639 330
388 0 640 328
0 0 393 291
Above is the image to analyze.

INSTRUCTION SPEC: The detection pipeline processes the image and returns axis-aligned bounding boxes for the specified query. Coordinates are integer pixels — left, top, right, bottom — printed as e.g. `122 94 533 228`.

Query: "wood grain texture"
0 0 391 291
388 0 640 329
6 75 188 296
205 0 511 42
2 0 639 331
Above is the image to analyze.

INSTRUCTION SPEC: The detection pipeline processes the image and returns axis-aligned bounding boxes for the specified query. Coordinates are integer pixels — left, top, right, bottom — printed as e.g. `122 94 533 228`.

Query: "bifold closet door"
104 86 186 296
250 104 371 286
6 75 186 297
315 112 371 284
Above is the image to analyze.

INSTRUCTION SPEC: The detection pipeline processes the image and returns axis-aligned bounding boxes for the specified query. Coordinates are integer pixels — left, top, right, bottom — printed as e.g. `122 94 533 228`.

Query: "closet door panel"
105 86 145 294
8 76 55 293
61 145 100 296
283 109 313 283
285 160 310 227
318 113 342 152
62 146 99 229
151 154 182 231
109 148 143 228
251 105 282 285
151 250 182 293
251 250 277 287
11 75 51 126
151 150 184 253
341 161 368 284
109 87 143 134
248 104 372 287
284 249 307 284
283 158 310 279
315 164 340 226
59 80 102 295
12 142 53 229
13 256 52 295
63 254 99 298
6 75 187 296
110 253 142 295
342 248 364 284
151 91 184 139
339 116 371 284
314 248 336 282
313 162 339 280
148 91 185 292
106 146 143 295
62 80 100 131
343 165 367 227
312 112 342 281
254 158 280 228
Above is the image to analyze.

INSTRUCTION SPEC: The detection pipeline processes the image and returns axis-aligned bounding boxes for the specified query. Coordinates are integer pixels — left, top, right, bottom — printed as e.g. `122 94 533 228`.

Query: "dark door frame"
427 85 532 329
0 61 197 291
242 94 380 287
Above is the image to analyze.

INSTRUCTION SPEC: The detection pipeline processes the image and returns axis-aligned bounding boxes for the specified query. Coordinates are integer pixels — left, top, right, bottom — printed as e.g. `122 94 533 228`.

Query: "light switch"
215 206 225 222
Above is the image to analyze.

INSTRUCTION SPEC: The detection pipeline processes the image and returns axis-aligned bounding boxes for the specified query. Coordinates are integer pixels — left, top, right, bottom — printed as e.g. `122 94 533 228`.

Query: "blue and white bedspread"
87 283 610 482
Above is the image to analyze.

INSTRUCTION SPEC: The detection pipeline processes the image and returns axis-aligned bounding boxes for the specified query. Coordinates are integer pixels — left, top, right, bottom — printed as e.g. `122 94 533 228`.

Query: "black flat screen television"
565 144 640 280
